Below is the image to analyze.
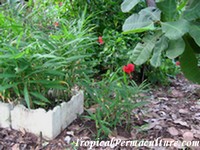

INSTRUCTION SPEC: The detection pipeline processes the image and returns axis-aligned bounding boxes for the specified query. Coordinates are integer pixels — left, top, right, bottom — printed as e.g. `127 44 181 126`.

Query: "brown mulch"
0 75 200 150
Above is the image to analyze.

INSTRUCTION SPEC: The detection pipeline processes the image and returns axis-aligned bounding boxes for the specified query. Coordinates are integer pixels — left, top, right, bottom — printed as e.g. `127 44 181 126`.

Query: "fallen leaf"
168 127 179 136
183 131 193 141
86 104 99 114
68 125 80 131
66 131 74 136
171 90 184 98
174 119 189 127
12 144 20 149
64 136 71 144
179 109 189 114
194 113 200 120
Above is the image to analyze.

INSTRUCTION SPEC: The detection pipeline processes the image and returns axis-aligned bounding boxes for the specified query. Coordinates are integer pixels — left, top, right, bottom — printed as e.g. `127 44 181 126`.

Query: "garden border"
0 91 84 140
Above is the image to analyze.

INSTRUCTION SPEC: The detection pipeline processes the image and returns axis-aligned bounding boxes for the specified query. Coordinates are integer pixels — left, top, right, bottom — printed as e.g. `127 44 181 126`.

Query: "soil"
0 75 200 150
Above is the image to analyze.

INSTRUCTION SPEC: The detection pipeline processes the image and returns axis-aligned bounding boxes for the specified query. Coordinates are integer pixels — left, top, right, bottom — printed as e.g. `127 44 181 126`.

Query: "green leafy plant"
146 58 181 85
121 0 200 84
0 2 95 109
79 72 148 139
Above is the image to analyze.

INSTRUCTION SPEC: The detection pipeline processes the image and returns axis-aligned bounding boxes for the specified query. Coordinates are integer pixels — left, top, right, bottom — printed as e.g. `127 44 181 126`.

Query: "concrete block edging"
0 91 84 140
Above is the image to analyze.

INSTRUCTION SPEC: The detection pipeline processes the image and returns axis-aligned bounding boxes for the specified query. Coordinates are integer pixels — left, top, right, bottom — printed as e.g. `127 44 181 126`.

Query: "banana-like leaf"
180 40 200 84
129 32 162 65
150 36 168 67
166 38 185 59
189 22 200 47
121 0 140 12
123 7 161 34
185 34 200 54
157 0 177 21
182 0 200 21
139 7 161 21
123 15 154 34
161 19 189 40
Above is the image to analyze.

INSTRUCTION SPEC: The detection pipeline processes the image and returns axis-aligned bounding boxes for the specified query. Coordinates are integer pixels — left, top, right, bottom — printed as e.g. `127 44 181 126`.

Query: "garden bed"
0 91 84 140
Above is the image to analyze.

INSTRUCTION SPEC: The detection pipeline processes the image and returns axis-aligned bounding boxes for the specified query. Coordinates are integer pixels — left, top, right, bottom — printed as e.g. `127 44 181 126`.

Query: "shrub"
0 1 95 109
121 0 200 84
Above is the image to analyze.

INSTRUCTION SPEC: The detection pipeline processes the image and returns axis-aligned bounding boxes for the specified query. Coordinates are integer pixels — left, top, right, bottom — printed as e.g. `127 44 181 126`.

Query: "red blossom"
98 36 104 45
176 61 180 66
123 63 135 74
54 22 59 27
59 2 63 6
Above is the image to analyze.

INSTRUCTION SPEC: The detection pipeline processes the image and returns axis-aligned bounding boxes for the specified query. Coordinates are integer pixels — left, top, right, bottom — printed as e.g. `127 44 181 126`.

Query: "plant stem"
146 0 156 7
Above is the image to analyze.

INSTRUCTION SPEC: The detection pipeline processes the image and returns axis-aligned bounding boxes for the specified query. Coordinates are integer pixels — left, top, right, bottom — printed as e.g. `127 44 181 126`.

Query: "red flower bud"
59 2 63 7
54 22 59 27
176 61 180 66
59 2 63 6
98 36 104 45
123 63 135 74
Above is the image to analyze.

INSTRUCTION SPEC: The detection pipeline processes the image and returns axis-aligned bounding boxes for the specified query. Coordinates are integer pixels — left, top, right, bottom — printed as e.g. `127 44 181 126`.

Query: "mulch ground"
0 75 200 150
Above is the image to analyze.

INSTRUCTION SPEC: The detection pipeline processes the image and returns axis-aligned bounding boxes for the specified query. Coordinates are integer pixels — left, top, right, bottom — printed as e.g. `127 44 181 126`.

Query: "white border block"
10 91 84 139
0 101 12 128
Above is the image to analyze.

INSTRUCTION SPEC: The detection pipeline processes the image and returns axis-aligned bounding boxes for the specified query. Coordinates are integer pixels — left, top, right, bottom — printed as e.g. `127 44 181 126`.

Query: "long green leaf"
150 36 168 67
30 92 50 104
0 83 20 91
24 83 31 109
0 73 17 78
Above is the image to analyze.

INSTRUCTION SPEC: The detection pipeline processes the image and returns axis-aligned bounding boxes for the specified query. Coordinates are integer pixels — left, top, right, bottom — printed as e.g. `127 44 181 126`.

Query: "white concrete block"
0 101 12 128
60 91 84 130
10 91 84 140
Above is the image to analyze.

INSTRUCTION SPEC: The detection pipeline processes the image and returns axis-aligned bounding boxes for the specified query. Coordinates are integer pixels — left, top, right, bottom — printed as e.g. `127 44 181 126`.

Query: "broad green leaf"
189 22 200 47
150 36 168 67
185 34 200 54
122 14 155 34
182 0 200 21
121 0 140 12
139 7 161 21
166 38 185 59
24 83 31 109
157 0 177 21
180 41 200 84
161 19 189 40
122 7 161 34
30 92 50 104
129 32 162 65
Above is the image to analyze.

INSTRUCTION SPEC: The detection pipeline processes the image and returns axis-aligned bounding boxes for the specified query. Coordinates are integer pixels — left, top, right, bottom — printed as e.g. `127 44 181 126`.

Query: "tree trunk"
146 0 156 7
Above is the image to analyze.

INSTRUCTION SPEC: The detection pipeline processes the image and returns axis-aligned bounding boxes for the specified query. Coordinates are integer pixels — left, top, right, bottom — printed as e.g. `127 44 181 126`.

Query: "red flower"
54 22 59 27
176 61 180 66
123 63 135 74
59 2 63 6
98 36 104 45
